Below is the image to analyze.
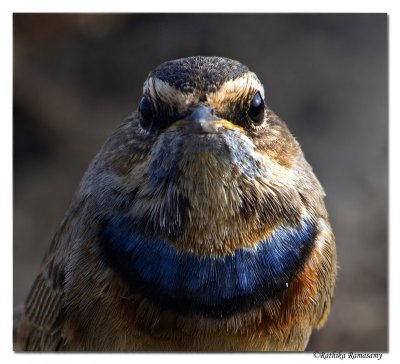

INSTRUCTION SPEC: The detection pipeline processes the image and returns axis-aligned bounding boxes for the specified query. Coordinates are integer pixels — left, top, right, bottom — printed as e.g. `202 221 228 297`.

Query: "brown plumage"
15 56 337 351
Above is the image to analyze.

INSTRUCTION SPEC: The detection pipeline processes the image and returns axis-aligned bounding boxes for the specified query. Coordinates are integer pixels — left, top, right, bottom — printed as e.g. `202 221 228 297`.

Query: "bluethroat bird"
16 56 337 351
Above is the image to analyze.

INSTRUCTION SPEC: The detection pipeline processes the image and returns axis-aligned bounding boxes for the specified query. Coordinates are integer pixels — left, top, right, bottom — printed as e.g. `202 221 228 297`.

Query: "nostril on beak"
187 104 219 133
188 104 216 122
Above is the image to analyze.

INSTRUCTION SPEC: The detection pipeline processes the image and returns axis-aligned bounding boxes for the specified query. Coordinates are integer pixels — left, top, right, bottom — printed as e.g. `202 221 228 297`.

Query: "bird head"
140 57 268 192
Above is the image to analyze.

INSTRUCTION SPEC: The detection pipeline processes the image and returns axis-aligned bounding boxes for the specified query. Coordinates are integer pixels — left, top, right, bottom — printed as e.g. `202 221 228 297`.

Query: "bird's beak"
170 104 243 134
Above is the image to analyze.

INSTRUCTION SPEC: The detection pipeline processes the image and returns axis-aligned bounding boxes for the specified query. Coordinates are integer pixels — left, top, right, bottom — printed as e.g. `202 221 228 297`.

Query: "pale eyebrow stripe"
143 72 264 111
206 73 265 105
143 78 195 112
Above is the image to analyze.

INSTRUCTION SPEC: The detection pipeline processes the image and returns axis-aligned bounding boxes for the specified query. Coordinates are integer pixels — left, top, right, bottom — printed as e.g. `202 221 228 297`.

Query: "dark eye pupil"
248 92 265 125
139 97 153 127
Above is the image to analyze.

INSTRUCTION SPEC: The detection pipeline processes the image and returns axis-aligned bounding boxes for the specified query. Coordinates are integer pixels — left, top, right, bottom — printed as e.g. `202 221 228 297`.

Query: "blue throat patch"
99 216 315 317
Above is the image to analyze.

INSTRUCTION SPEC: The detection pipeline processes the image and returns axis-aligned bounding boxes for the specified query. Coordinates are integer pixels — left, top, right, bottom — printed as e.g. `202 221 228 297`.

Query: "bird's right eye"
138 97 153 129
247 92 265 126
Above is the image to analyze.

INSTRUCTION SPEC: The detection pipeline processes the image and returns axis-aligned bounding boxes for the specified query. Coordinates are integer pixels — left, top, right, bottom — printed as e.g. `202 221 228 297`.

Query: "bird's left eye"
247 92 265 125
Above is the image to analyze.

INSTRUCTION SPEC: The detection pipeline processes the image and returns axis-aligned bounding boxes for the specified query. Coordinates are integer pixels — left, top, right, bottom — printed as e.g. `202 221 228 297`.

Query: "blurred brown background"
13 13 388 351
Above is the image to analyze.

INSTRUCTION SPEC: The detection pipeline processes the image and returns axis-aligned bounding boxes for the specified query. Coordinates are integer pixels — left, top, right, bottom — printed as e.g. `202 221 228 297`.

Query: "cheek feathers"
252 111 301 169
